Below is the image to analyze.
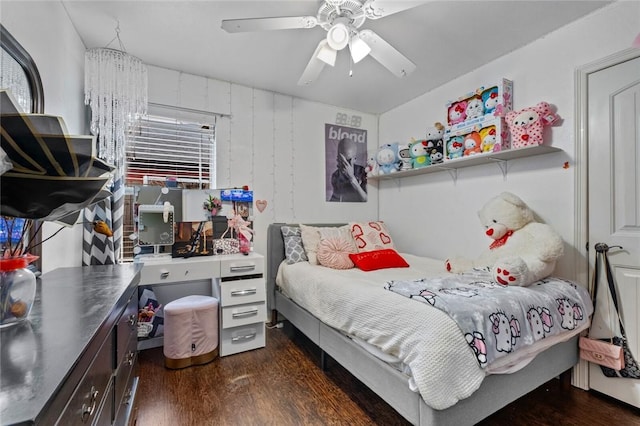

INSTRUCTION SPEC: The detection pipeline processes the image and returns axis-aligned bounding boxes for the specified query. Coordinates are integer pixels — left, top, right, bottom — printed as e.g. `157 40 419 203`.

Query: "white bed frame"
266 223 579 425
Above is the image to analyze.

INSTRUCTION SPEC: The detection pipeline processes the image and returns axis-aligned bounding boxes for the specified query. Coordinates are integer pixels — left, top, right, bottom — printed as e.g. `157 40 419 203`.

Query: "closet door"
587 51 640 408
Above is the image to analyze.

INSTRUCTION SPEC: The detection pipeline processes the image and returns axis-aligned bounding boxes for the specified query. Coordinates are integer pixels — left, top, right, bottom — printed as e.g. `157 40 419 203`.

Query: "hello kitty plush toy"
505 102 560 149
448 101 467 125
408 139 431 168
465 96 484 120
365 155 379 177
463 132 482 156
482 87 500 115
480 126 498 152
446 135 464 159
376 143 400 174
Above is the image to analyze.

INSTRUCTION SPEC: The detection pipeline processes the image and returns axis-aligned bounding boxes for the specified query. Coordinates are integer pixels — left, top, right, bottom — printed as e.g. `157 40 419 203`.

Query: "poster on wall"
325 123 368 202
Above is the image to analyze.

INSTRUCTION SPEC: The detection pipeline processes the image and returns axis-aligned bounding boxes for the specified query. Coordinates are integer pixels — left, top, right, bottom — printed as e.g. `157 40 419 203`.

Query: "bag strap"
594 243 626 336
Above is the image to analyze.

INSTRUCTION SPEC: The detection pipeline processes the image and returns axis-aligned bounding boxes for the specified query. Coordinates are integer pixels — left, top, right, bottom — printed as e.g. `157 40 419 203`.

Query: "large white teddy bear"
445 192 564 287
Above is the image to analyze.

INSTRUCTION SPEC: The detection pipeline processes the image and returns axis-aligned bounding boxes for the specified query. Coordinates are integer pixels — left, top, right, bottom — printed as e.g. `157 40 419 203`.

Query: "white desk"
135 252 265 356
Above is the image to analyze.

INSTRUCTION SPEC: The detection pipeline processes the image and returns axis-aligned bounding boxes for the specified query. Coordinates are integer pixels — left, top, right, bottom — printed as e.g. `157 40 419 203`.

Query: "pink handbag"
579 336 624 370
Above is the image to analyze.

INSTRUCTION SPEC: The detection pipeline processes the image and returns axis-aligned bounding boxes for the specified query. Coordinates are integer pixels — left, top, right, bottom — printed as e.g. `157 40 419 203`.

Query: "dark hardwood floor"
136 324 640 426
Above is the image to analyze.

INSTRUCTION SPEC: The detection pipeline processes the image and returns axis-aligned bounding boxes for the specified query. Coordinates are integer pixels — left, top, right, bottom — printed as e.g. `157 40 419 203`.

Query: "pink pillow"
349 221 395 253
349 249 409 271
317 237 355 270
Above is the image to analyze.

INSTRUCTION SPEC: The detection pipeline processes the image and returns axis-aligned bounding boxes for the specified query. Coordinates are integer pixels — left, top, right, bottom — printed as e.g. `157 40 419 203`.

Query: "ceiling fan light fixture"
349 32 371 63
316 40 337 66
326 23 350 50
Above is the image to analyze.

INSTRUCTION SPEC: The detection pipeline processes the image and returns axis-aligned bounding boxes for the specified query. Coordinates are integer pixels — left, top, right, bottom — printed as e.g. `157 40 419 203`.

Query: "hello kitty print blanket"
385 269 593 369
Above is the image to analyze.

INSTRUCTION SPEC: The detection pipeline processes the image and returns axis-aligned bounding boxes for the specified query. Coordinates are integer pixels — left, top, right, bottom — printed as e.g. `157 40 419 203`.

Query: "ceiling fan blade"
221 16 318 33
298 40 329 86
358 29 416 78
362 0 426 19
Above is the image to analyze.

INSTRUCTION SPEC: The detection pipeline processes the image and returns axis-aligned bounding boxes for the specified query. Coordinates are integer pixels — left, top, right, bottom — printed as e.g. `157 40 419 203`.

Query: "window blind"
125 112 216 186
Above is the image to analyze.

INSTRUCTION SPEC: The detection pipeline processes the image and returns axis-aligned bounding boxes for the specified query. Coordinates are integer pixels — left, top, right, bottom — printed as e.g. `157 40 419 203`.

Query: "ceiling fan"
221 0 423 85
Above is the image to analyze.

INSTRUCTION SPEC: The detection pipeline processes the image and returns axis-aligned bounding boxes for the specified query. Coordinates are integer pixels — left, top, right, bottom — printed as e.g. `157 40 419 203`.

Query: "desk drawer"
220 258 263 278
221 302 267 328
139 261 215 285
220 323 265 356
115 333 137 411
220 278 265 306
56 337 112 426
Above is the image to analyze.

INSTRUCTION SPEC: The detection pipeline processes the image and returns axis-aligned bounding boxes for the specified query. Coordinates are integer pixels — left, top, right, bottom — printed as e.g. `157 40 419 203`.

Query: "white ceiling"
61 0 611 114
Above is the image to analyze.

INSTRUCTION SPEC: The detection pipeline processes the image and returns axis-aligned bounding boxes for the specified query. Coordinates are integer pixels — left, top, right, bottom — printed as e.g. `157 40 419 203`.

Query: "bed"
266 223 591 425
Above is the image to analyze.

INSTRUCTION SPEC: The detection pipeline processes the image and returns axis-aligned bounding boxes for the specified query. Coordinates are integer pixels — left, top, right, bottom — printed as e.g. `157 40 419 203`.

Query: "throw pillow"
300 224 355 265
349 221 395 253
349 249 409 271
317 237 355 270
281 226 308 264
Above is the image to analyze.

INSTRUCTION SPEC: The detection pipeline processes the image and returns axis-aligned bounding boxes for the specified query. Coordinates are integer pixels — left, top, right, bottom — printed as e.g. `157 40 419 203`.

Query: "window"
121 105 216 261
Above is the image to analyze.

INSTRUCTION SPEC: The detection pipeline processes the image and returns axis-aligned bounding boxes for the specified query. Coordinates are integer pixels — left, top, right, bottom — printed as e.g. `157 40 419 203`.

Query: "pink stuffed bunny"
505 102 559 149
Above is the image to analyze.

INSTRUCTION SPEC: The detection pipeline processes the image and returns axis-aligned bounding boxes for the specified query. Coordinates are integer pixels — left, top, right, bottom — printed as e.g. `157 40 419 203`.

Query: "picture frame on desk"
171 217 231 258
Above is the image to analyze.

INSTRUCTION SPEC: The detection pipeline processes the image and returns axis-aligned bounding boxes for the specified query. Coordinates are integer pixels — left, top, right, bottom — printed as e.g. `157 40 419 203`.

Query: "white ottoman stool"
163 295 219 369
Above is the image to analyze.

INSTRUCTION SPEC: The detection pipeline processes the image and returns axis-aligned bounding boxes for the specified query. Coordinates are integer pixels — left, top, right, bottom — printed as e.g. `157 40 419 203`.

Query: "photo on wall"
325 123 368 202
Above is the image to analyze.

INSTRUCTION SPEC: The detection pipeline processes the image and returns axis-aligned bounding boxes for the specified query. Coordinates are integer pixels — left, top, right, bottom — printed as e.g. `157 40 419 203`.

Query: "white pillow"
300 224 356 265
349 221 395 253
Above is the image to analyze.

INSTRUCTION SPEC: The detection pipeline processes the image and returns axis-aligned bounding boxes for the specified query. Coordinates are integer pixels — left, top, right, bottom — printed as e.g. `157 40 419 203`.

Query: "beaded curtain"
83 48 147 264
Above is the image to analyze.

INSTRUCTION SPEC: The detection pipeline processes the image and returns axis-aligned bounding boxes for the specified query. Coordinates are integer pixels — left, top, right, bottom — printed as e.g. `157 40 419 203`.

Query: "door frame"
574 47 640 389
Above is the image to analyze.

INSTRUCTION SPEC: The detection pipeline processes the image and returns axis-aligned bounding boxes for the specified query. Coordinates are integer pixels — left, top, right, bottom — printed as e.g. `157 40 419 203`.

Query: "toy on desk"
463 131 482 156
465 96 484 119
448 101 467 125
408 139 430 169
505 102 559 149
375 143 401 174
481 86 500 115
446 135 464 159
397 143 413 171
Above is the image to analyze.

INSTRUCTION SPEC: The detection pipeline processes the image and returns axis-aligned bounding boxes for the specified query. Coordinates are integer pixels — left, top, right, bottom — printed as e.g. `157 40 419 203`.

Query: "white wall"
378 1 639 282
2 1 88 273
146 65 379 257
0 0 378 272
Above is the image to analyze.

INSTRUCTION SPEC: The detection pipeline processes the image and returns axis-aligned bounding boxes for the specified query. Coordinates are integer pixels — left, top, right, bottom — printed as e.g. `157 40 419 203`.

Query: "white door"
587 51 640 407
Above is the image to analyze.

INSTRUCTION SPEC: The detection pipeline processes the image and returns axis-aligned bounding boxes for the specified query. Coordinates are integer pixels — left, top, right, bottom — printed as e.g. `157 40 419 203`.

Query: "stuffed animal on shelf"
397 143 413 171
445 192 564 287
480 126 498 153
425 122 445 164
365 155 379 177
481 86 500 115
465 96 484 119
408 139 431 168
375 143 401 174
448 101 467 125
463 131 482 156
446 135 464 159
505 102 560 149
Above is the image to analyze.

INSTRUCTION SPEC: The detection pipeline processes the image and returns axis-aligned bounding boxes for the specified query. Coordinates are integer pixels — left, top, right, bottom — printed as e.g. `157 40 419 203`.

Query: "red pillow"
349 249 409 271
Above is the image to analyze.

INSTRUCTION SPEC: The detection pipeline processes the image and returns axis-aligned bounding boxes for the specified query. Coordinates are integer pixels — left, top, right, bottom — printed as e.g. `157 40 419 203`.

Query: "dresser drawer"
139 260 215 285
92 379 113 426
220 257 264 278
221 302 267 329
115 333 137 411
56 337 112 426
219 277 265 306
220 324 265 356
116 294 138 365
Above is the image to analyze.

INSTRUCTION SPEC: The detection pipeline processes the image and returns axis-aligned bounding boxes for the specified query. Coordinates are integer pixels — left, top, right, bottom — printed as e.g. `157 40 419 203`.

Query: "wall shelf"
369 145 562 181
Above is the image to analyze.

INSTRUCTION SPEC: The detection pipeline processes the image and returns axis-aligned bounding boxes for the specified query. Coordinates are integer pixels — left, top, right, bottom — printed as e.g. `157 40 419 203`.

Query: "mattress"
276 254 589 410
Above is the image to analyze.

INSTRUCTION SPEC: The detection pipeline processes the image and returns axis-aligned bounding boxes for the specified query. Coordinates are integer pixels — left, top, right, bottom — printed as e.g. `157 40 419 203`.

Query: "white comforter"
277 254 587 410
276 254 485 410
